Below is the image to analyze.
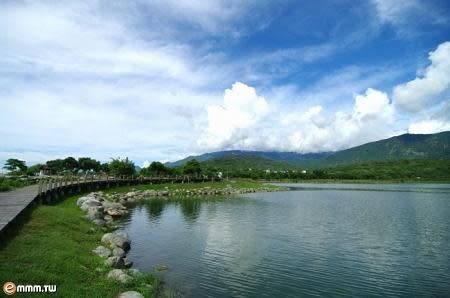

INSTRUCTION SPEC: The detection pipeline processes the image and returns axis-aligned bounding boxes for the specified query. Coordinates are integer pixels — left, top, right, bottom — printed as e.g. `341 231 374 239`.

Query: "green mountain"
201 155 301 172
317 131 450 167
168 131 450 169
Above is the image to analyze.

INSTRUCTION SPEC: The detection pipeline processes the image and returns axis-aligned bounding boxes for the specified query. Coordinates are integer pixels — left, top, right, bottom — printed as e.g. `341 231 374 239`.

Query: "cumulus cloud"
198 82 269 149
393 41 450 112
199 85 396 153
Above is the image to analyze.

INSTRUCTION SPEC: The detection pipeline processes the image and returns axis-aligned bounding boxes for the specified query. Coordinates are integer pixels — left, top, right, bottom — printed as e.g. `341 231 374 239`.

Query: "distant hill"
165 150 331 168
318 131 450 167
166 131 450 169
201 155 301 172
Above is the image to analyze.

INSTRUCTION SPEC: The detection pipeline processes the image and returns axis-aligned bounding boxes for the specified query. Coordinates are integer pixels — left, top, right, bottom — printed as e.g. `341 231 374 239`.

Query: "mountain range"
166 131 450 170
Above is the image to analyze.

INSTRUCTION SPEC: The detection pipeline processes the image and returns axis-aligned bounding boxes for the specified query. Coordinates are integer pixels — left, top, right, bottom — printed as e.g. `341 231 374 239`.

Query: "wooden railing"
36 175 218 200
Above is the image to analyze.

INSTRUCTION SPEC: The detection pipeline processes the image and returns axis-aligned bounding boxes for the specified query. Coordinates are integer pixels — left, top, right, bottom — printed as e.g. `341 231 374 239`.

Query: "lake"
119 183 450 297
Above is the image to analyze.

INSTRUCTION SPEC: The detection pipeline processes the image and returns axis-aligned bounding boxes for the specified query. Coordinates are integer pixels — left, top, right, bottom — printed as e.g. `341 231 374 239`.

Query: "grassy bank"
0 180 277 297
0 193 157 297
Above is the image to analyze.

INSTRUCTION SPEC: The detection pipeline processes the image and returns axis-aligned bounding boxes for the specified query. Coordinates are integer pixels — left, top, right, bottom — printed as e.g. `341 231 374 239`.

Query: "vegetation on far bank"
0 194 158 297
0 177 35 192
2 154 449 193
103 179 282 196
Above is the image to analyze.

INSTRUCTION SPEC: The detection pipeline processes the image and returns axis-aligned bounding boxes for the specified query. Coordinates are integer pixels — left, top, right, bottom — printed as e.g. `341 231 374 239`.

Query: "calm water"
119 184 450 297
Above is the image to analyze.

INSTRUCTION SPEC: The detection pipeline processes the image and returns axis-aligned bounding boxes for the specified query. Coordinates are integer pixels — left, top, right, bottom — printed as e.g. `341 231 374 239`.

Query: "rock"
112 247 126 258
156 264 168 271
92 219 106 226
80 198 102 211
104 215 114 222
76 195 95 207
158 190 169 196
101 232 131 250
107 208 127 217
107 269 132 284
86 206 104 220
124 192 137 198
93 246 111 258
123 258 133 268
117 291 143 298
105 256 125 268
128 269 142 277
102 201 126 210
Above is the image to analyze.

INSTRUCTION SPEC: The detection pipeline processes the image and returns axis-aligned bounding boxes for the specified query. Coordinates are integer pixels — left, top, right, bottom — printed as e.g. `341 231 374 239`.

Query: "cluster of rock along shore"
77 185 280 297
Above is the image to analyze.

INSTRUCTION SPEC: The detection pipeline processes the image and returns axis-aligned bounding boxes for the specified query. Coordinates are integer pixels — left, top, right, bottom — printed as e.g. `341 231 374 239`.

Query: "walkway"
0 185 38 234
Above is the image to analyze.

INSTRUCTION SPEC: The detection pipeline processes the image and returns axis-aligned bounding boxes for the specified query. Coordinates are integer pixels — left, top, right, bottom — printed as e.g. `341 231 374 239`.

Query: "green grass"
0 177 34 192
0 180 278 297
0 193 157 297
104 179 281 194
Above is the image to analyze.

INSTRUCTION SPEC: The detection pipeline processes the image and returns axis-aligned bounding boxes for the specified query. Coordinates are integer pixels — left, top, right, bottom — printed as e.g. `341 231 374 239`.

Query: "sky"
0 0 449 168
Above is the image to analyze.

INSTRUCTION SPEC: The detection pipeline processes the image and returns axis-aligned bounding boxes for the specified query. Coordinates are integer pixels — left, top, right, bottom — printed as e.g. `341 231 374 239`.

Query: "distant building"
301 170 307 174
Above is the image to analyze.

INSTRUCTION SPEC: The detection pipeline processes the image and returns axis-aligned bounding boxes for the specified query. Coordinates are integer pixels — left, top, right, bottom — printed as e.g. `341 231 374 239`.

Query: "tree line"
2 157 204 178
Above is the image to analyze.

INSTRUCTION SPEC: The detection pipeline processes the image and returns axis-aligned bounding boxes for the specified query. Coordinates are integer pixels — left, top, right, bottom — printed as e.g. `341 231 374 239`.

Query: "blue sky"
0 0 449 168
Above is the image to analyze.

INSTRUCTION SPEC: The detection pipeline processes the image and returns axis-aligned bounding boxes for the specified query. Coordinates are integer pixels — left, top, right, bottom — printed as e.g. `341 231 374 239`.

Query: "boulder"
80 198 102 211
92 219 106 226
112 247 126 258
101 232 131 250
102 201 126 210
123 258 133 268
128 269 142 277
107 269 132 284
93 246 111 258
117 291 144 298
76 195 95 207
86 206 104 220
105 256 125 268
104 215 114 222
107 208 128 217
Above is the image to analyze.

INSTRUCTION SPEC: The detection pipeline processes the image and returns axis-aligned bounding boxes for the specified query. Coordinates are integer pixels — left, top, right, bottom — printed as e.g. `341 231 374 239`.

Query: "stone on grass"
117 291 143 298
86 206 104 220
128 269 142 277
92 219 106 226
101 232 131 250
112 247 126 258
80 198 102 211
123 258 133 268
93 246 111 258
107 269 132 284
105 256 125 268
77 195 95 207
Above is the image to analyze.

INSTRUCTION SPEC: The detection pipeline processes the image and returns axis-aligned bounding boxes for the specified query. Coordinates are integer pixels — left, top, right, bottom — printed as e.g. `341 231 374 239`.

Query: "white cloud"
393 41 450 112
408 120 450 134
199 85 397 153
198 82 269 149
372 0 449 37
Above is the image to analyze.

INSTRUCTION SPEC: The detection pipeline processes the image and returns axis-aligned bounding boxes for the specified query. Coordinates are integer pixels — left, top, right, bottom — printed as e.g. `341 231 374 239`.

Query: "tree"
78 157 101 172
182 159 201 176
108 157 136 177
3 158 27 173
46 159 64 174
63 157 78 171
26 163 44 176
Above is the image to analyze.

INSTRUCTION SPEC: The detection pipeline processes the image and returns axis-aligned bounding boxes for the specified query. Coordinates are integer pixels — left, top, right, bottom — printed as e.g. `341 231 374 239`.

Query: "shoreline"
0 180 279 297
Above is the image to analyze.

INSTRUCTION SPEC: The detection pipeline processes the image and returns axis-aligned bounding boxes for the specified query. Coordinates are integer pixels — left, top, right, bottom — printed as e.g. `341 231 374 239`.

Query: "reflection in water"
178 199 201 222
144 199 166 221
122 184 450 298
